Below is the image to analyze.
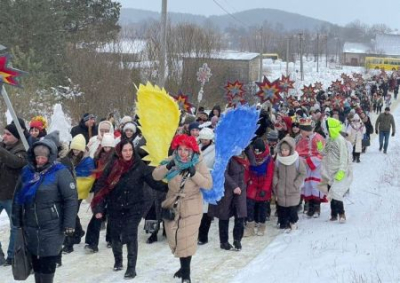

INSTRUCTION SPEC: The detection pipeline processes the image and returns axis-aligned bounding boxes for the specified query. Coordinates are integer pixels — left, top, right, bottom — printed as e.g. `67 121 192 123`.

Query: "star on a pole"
0 54 27 88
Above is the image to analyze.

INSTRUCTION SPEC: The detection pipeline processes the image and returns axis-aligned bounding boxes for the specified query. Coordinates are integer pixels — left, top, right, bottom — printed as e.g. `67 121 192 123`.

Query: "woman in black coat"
91 139 164 279
12 139 78 283
212 154 248 251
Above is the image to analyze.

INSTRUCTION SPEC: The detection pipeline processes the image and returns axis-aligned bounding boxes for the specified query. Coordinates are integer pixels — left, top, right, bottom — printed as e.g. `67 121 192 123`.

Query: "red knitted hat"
29 120 44 130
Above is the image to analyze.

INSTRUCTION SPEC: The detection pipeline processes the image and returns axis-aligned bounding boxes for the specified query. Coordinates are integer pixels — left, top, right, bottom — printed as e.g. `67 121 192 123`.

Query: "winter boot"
303 201 309 215
356 156 360 163
34 273 41 283
220 242 233 251
180 256 191 283
61 245 73 254
146 232 158 244
233 240 242 251
40 273 55 283
256 223 266 236
113 257 123 271
0 248 5 266
313 203 321 218
289 223 298 230
124 267 136 279
174 268 182 279
339 213 346 223
243 221 256 237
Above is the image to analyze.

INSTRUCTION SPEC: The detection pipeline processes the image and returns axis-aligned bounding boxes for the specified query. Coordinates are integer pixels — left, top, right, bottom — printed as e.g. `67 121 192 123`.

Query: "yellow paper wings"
136 82 180 166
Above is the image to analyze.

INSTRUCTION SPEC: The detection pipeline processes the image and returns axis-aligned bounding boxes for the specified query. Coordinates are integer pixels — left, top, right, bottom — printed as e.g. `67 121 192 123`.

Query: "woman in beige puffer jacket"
152 134 212 283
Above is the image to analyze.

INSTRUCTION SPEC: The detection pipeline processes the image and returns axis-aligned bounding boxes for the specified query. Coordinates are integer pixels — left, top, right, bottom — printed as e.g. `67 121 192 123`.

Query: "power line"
212 0 249 28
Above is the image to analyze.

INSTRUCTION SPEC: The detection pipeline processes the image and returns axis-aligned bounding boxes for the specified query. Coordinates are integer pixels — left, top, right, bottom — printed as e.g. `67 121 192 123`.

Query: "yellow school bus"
365 57 400 71
262 53 280 60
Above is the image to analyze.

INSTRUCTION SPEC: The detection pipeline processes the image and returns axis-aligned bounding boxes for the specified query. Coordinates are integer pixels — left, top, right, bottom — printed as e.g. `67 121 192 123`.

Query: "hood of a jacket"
326 117 342 139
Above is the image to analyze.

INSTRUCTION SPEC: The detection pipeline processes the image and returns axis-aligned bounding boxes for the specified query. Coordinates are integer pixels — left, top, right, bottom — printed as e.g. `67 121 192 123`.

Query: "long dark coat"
93 153 165 243
12 139 78 257
212 157 247 220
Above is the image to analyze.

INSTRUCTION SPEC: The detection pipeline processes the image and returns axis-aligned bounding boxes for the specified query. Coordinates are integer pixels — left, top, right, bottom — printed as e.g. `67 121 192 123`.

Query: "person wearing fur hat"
346 113 366 163
87 120 114 158
12 138 77 283
62 134 95 254
273 137 306 231
114 116 133 139
197 128 216 245
319 118 352 223
153 135 212 283
295 117 327 218
70 113 98 144
244 138 274 237
0 123 28 266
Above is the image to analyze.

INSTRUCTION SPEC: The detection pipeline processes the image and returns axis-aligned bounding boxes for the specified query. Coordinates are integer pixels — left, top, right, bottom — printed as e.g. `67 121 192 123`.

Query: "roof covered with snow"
96 39 147 54
375 34 400 56
184 50 260 61
343 42 371 54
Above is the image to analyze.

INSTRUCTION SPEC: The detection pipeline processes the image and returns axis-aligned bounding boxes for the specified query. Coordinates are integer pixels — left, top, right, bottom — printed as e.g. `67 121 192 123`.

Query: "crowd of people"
0 72 398 283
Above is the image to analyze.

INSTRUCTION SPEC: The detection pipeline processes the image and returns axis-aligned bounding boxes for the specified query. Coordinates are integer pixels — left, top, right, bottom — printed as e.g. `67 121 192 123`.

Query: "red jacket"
245 156 274 201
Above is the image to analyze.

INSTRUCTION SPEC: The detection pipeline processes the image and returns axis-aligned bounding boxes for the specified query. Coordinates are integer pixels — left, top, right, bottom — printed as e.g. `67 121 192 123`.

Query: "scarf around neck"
17 162 66 205
91 155 134 208
276 151 299 166
161 152 200 181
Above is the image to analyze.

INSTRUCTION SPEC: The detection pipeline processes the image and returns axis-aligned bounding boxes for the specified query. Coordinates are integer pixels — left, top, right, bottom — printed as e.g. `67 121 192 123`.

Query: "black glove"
188 166 196 177
392 132 395 137
376 130 378 134
64 228 75 237
166 160 175 170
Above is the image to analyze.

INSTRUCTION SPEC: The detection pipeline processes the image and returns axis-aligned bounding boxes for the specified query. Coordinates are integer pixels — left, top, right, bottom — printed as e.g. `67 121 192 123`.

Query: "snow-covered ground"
1 60 398 282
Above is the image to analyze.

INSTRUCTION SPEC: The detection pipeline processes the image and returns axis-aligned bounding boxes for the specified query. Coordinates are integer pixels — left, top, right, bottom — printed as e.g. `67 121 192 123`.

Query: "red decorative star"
224 80 246 108
172 91 194 114
330 94 345 110
0 54 26 88
255 76 282 104
279 75 295 92
352 73 363 80
301 84 316 99
314 82 323 90
331 79 343 90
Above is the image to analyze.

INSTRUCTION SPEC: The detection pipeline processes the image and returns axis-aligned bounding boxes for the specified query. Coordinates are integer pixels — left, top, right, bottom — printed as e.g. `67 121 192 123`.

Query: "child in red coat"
244 138 274 236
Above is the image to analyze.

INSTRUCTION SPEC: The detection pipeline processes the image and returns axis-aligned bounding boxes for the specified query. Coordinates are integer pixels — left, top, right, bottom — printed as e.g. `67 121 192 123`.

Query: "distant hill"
119 8 334 31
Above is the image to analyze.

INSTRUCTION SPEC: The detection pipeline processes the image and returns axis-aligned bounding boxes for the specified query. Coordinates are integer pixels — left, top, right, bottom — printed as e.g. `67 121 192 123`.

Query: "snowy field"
0 61 397 282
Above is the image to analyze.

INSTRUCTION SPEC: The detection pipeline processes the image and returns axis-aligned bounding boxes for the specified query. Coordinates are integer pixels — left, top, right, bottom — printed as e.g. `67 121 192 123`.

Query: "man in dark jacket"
375 107 396 154
0 123 28 266
70 113 98 144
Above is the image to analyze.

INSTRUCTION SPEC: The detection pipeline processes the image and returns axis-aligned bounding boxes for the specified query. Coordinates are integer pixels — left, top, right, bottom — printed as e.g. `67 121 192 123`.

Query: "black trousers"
330 199 345 217
85 214 111 247
111 218 140 269
306 199 321 215
218 218 244 244
246 199 268 223
32 255 58 274
277 205 298 229
198 213 213 242
64 200 83 247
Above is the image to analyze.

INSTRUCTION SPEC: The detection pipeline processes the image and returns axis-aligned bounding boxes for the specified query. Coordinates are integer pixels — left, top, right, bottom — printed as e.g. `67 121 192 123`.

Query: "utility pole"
325 35 328 67
316 33 320 72
299 32 304 81
159 0 167 87
286 37 290 76
259 27 263 81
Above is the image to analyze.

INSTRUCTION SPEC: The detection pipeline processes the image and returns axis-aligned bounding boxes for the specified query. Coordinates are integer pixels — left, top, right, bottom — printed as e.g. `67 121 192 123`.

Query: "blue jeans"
379 131 390 152
0 200 17 259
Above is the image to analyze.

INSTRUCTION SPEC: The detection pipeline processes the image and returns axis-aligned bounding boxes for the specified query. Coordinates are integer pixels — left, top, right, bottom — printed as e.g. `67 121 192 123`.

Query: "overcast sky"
119 0 400 30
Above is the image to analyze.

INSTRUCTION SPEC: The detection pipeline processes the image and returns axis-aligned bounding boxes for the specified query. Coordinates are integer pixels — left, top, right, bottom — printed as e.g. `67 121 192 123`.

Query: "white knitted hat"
101 133 115 148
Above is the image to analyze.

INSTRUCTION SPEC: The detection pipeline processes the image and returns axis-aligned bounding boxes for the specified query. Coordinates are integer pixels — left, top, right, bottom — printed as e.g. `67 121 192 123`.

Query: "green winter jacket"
375 113 395 134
